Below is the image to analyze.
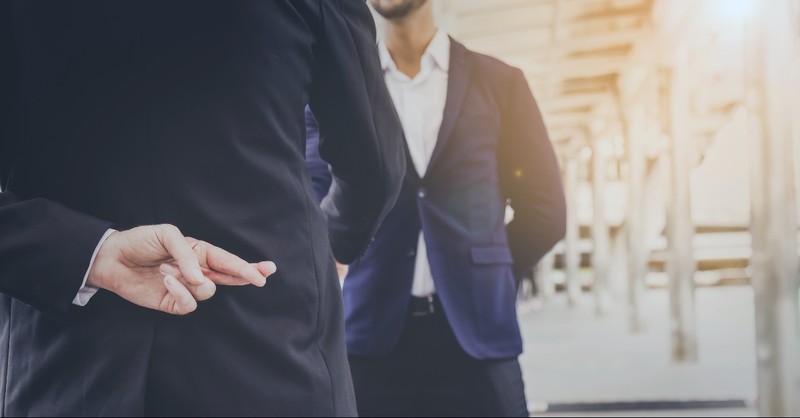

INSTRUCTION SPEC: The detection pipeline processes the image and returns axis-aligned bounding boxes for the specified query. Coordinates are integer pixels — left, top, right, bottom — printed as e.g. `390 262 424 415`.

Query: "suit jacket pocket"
470 245 514 265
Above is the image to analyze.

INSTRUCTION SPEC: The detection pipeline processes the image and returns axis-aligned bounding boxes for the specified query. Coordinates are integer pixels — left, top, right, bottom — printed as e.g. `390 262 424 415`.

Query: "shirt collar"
378 41 393 72
379 29 450 73
427 30 450 72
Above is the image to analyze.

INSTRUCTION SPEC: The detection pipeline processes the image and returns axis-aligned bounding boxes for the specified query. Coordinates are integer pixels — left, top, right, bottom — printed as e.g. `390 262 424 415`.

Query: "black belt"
410 295 439 317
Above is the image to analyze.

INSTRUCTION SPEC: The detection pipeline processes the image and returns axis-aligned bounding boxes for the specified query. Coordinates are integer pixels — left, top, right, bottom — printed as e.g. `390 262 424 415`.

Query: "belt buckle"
412 295 436 317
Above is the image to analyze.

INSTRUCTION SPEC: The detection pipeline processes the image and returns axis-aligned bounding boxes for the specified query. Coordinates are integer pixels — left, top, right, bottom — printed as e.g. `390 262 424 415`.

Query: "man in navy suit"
307 0 566 415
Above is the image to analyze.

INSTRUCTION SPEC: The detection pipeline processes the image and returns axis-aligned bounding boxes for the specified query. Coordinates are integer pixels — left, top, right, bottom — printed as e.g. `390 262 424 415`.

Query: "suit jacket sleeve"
308 0 406 264
304 107 333 205
0 2 112 317
499 68 567 279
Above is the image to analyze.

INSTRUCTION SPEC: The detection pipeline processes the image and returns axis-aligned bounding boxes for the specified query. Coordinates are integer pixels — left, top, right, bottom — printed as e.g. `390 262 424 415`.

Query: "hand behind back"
87 224 276 315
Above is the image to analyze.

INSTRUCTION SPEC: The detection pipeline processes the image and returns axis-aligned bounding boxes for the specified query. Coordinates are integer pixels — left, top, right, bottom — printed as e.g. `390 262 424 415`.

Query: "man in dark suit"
0 1 405 415
307 0 566 416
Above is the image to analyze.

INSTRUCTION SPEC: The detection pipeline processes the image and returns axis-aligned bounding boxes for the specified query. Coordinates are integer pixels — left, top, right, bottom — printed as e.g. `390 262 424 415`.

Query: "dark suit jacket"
307 39 566 360
0 1 405 416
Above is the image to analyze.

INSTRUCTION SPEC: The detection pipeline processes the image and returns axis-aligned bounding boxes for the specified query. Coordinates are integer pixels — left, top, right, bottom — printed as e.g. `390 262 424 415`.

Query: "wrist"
86 230 119 291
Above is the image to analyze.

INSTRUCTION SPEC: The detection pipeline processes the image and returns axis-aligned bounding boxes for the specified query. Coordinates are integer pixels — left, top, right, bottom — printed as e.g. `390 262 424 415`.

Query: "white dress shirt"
73 228 115 306
378 30 450 297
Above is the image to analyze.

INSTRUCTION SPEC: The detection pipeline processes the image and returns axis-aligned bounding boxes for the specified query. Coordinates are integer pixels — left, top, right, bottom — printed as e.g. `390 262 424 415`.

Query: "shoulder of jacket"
459 45 517 75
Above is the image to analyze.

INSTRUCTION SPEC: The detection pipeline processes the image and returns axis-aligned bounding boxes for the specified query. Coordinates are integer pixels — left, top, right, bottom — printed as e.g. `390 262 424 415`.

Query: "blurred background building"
403 0 800 416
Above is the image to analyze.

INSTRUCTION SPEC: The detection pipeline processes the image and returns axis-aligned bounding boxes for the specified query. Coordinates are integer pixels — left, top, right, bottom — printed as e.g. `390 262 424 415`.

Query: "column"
745 0 800 415
564 156 582 306
626 105 647 332
592 138 612 315
664 55 698 362
537 249 557 303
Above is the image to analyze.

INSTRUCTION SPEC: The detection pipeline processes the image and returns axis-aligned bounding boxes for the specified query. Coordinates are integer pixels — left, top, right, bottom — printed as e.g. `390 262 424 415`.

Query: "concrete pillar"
537 249 557 303
592 139 612 315
745 0 800 415
625 106 648 332
663 56 698 362
564 157 582 306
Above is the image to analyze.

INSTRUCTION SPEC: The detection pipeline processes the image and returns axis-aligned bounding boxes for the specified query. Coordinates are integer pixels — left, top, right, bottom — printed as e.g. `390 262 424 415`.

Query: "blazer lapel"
426 39 473 176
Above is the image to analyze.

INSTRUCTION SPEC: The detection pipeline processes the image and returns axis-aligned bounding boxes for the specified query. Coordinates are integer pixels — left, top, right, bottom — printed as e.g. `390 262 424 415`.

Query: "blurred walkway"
518 286 757 416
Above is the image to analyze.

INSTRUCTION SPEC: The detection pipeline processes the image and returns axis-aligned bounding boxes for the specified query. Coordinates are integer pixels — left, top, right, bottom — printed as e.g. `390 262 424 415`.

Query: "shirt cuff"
72 229 116 306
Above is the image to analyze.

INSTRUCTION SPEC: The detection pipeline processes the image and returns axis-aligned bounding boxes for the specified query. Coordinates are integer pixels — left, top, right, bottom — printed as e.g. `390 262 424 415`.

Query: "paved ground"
517 286 758 416
536 408 755 417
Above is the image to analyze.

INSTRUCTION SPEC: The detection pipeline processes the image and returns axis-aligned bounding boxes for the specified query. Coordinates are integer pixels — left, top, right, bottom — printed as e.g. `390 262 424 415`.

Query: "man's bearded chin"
371 0 428 20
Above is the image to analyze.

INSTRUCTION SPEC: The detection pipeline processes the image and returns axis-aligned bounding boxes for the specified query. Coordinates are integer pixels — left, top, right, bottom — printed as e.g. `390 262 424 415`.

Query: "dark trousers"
348 297 528 417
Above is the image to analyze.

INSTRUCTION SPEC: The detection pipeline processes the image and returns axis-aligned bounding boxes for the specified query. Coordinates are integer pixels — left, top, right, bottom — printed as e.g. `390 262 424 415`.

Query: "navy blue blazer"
307 39 565 360
305 107 333 201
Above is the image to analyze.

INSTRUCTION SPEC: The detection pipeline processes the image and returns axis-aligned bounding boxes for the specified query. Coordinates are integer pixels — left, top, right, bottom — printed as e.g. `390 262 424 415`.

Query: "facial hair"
371 0 428 20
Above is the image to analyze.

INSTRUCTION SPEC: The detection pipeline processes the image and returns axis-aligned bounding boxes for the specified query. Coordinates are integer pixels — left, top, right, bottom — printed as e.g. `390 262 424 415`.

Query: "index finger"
157 225 206 286
194 241 269 287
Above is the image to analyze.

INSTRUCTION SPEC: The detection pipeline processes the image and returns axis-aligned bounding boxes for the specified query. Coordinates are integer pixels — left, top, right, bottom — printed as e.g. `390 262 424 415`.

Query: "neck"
384 4 437 78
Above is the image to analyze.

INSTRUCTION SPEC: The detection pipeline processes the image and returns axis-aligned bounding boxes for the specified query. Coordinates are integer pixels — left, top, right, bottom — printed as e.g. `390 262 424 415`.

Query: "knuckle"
162 224 182 236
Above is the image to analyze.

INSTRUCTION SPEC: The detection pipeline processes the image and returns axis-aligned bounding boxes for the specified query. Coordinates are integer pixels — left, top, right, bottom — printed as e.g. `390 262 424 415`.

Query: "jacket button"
418 189 426 198
406 250 416 258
